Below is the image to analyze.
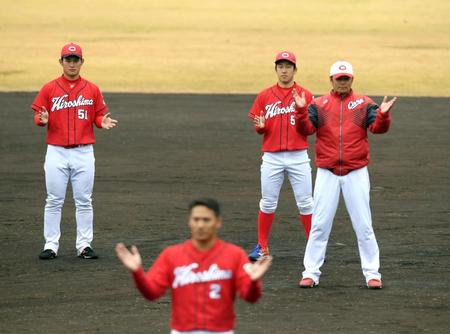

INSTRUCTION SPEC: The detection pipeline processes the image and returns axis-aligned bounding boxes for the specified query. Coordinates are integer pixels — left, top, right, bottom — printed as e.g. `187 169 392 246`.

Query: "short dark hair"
61 55 82 61
275 60 296 69
188 198 221 217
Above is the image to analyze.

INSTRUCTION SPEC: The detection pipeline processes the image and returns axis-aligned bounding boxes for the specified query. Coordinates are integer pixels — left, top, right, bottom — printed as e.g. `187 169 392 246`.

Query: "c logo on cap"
282 52 290 58
68 46 76 52
339 65 347 70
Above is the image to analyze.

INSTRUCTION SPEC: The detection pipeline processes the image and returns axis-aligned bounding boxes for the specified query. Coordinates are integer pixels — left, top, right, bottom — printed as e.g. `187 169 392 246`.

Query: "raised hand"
116 243 142 272
102 112 118 129
292 90 306 108
253 110 265 129
245 255 273 281
380 96 397 114
39 106 49 125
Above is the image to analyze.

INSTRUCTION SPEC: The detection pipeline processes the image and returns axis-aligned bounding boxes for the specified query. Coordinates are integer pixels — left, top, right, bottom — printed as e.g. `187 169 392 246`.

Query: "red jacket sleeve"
31 84 51 127
368 110 390 134
295 102 317 136
235 250 262 303
132 249 171 301
94 86 107 128
366 97 391 134
248 93 266 134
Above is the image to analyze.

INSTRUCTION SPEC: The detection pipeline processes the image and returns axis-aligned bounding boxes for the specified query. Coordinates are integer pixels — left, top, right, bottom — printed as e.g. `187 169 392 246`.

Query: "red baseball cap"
275 51 296 65
61 43 83 58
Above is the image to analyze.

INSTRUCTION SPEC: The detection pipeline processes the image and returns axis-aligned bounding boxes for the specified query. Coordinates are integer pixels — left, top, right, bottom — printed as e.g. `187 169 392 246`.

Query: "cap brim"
332 73 353 79
275 59 296 65
62 54 82 58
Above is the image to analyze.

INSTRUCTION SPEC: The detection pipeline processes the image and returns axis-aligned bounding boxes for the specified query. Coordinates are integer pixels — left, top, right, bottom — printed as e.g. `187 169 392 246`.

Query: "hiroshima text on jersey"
172 263 233 288
51 94 94 112
264 101 296 119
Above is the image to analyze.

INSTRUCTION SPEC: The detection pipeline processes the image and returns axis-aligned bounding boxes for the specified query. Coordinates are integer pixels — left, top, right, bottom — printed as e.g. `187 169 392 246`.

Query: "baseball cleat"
39 249 57 260
78 247 98 259
367 279 383 289
248 244 270 262
299 277 316 288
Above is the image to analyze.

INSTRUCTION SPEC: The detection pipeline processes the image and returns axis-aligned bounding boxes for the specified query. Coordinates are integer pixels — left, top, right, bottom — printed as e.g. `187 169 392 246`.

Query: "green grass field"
1 0 449 95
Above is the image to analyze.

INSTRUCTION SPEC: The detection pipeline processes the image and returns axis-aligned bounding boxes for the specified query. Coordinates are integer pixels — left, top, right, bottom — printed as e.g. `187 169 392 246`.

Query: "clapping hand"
102 113 118 129
380 96 397 114
253 110 265 129
39 106 49 125
292 90 306 108
245 255 273 281
116 243 142 272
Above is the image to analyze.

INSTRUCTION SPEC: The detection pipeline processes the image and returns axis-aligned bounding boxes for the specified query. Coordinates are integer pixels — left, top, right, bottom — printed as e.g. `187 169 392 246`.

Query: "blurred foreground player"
295 61 397 289
116 198 272 334
32 43 117 260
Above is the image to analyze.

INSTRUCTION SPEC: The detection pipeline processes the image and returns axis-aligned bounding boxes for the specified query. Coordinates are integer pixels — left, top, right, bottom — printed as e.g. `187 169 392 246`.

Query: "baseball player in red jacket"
116 198 272 334
32 43 117 260
248 51 314 261
294 61 397 289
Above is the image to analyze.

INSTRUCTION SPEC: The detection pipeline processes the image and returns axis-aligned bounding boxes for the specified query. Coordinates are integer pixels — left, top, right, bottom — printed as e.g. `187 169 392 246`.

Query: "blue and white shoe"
248 244 270 262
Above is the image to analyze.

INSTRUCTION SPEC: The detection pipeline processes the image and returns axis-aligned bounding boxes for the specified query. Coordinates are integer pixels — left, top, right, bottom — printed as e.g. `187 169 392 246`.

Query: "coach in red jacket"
294 61 396 289
116 198 272 333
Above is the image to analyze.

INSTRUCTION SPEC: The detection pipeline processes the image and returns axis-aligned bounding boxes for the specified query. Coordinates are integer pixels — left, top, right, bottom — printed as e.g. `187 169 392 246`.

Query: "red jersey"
31 75 107 146
132 239 262 332
295 90 390 175
249 82 313 152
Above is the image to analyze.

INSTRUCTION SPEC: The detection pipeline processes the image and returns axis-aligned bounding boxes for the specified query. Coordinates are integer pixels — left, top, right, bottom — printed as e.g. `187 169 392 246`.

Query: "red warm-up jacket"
295 90 390 176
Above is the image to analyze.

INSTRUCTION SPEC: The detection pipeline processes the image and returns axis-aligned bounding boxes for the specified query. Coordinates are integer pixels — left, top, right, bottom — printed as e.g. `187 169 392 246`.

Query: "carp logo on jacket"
348 98 364 110
172 263 232 288
264 101 296 119
51 94 94 112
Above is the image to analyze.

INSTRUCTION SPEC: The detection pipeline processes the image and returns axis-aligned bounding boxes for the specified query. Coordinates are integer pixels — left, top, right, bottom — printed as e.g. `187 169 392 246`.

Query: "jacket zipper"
339 95 343 176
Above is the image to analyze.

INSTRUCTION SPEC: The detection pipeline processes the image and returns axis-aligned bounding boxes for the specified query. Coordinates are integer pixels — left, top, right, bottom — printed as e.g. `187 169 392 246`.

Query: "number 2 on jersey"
209 283 221 299
77 109 88 120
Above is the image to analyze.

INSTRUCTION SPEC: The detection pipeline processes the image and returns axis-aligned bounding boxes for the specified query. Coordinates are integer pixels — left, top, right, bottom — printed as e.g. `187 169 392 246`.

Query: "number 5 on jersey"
78 109 88 120
290 114 295 125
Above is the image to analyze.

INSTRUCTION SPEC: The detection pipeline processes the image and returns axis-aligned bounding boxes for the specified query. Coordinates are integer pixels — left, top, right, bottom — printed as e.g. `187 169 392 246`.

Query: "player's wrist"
131 265 143 273
378 109 390 117
295 105 307 113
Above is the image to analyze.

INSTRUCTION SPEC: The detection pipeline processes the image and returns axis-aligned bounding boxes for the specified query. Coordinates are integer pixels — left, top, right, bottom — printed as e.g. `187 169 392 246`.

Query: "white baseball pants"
259 150 313 215
302 167 381 283
43 144 95 254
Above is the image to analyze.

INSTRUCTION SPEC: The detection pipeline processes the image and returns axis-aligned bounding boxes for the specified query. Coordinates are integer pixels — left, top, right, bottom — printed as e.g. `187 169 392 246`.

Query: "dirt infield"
0 93 449 333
